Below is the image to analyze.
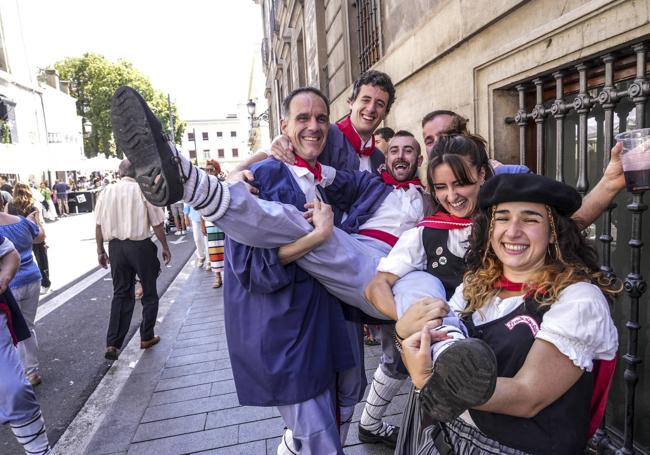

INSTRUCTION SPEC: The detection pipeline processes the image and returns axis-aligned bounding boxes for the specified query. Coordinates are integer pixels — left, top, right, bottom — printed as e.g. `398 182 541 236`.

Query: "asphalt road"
0 232 196 454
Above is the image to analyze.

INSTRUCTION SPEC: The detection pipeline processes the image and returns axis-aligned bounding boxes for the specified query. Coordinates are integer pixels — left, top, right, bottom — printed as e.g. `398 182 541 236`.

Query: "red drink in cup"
615 128 650 193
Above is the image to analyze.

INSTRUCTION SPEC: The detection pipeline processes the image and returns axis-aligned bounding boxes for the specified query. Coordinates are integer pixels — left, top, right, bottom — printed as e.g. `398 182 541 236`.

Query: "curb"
52 255 196 455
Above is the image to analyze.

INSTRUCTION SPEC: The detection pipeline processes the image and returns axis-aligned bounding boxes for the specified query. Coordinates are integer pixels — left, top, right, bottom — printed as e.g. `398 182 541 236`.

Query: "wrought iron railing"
506 41 649 454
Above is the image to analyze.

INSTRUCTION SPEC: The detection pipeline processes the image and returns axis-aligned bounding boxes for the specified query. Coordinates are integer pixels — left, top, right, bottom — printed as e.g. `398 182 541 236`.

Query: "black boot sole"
357 425 398 449
111 86 183 206
419 338 497 422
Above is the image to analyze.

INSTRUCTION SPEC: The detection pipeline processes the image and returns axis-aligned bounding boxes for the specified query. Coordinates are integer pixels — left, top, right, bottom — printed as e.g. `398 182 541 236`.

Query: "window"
189 150 196 159
217 131 223 138
217 149 225 158
503 42 650 450
230 131 237 138
232 148 239 158
203 149 210 160
202 132 209 141
356 0 382 73
187 132 195 141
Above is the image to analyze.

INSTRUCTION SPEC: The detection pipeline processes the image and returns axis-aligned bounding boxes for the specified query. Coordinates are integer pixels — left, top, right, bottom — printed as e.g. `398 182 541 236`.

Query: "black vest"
422 228 465 300
464 298 593 454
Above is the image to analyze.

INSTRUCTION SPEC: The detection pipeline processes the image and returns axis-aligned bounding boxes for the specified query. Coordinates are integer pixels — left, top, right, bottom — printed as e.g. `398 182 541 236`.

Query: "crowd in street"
0 68 628 455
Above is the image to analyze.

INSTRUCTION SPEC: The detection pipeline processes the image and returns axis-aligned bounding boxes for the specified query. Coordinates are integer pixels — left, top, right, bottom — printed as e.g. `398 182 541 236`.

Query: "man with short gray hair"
94 159 171 360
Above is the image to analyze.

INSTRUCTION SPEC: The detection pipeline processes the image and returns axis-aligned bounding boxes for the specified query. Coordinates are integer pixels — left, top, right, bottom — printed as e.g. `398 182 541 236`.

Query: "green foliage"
54 53 185 158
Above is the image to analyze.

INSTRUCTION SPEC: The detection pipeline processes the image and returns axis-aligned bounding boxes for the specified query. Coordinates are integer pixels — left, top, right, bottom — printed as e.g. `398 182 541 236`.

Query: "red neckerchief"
495 276 548 300
417 211 472 230
336 115 375 157
381 170 422 190
494 276 526 292
293 155 323 182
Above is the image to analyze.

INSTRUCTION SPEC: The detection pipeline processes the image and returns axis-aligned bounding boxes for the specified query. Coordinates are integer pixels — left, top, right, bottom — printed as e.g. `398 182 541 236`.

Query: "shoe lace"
377 423 397 437
165 133 190 184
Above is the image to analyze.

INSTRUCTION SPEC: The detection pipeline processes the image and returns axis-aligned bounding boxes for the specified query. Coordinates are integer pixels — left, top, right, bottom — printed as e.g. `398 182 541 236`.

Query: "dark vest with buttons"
464 296 594 454
422 228 465 300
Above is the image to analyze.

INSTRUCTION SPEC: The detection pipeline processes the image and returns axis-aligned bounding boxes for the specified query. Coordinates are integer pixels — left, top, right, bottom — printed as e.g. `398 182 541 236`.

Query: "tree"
55 53 186 158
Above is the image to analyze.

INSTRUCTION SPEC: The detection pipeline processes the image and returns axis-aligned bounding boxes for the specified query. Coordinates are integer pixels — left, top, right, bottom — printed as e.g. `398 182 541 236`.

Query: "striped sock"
359 367 404 432
10 411 51 455
171 144 230 222
432 325 466 363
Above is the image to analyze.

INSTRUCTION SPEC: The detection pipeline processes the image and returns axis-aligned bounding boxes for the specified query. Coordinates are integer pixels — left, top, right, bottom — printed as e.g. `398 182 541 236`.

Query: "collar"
381 170 422 190
336 115 376 157
292 155 322 182
417 211 472 230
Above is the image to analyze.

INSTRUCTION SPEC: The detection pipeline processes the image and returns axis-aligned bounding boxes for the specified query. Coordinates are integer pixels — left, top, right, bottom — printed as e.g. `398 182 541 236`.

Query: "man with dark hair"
94 158 171 360
374 127 395 156
421 109 469 155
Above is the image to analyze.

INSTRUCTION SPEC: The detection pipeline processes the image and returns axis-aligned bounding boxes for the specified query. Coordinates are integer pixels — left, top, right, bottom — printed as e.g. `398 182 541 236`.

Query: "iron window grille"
504 41 650 454
356 0 382 73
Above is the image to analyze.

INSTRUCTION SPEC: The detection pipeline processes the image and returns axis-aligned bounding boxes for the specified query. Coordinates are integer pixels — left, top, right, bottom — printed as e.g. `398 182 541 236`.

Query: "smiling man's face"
281 92 330 164
386 135 422 182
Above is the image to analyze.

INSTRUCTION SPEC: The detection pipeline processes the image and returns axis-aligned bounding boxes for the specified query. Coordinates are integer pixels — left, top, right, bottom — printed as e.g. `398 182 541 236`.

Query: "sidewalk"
77 261 409 454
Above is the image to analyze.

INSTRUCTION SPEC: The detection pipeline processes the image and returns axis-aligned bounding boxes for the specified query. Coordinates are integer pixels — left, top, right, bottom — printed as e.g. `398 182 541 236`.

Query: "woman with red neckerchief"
400 173 619 454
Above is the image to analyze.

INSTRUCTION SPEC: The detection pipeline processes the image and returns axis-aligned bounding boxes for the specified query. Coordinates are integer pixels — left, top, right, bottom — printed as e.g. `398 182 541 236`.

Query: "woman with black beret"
400 173 620 454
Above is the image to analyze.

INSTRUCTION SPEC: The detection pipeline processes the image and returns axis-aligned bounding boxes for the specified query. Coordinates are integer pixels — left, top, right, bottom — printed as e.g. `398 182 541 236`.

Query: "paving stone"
210 380 237 396
344 442 394 454
127 426 238 455
155 369 233 392
266 437 282 455
180 322 223 334
182 315 224 326
149 383 212 406
160 361 219 380
173 334 227 349
238 416 285 443
169 341 229 358
142 393 239 422
166 349 230 368
176 327 225 340
205 405 275 429
194 440 266 454
132 413 206 442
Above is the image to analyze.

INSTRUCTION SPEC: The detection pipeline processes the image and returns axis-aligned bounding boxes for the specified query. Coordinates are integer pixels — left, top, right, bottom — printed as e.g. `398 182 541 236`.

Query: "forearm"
572 178 620 230
473 377 544 418
152 223 169 250
95 225 105 253
365 273 399 320
278 228 329 265
232 151 268 172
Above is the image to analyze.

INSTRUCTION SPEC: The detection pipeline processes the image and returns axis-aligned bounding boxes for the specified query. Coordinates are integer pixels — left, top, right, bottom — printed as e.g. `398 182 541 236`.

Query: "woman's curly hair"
10 183 35 217
461 204 620 315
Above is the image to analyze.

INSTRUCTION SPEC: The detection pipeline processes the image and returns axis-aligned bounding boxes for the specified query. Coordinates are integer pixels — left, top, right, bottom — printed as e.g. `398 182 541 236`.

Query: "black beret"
479 173 582 216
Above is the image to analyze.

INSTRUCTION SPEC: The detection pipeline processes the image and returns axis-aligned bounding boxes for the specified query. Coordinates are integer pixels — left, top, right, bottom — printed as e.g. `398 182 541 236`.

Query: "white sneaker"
174 231 183 236
197 258 205 268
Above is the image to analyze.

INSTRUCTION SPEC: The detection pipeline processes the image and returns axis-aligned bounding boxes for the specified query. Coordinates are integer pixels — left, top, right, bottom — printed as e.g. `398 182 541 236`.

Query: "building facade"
0 0 83 185
255 0 650 452
179 115 252 173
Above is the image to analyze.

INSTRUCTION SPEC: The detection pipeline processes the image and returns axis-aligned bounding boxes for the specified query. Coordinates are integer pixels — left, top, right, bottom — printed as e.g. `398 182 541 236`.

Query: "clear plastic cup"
615 127 650 193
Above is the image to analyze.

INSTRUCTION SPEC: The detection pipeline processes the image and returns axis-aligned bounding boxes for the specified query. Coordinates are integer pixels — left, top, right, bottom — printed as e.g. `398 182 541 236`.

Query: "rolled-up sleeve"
377 226 426 277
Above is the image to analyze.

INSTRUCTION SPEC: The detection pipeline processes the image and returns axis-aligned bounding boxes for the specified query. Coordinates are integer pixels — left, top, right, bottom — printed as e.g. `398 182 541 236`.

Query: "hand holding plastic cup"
615 128 650 193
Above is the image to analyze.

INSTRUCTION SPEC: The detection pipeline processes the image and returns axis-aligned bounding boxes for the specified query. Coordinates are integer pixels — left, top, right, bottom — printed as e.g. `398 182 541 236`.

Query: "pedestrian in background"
0 191 45 386
39 182 58 222
0 235 52 454
169 200 186 235
94 159 171 360
8 183 52 292
204 161 224 288
184 203 206 268
53 179 70 217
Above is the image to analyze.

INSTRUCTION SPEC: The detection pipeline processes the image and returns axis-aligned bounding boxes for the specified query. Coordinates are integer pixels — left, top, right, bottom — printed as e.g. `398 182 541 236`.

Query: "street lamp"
246 99 269 128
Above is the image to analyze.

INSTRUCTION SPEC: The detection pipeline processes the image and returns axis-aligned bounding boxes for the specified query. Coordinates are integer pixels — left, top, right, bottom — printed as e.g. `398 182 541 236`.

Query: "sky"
18 0 264 119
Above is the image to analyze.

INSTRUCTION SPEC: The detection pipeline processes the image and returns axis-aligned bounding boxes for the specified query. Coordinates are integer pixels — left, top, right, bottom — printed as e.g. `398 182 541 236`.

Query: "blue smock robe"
224 160 357 407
